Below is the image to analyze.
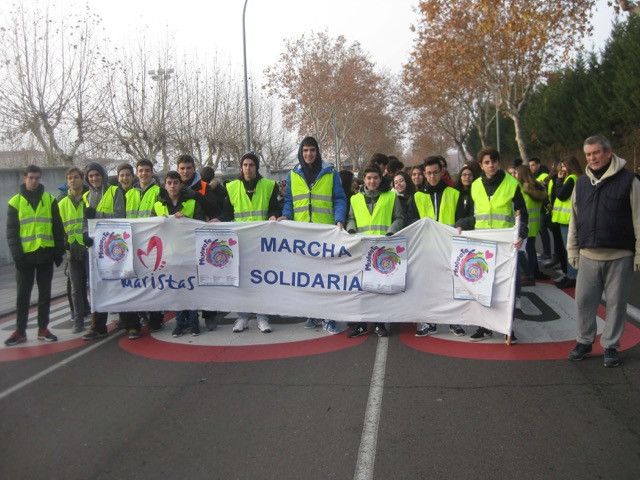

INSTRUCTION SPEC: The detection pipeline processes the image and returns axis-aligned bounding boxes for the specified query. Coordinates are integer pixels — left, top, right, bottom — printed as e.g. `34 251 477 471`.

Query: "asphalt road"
1 316 640 480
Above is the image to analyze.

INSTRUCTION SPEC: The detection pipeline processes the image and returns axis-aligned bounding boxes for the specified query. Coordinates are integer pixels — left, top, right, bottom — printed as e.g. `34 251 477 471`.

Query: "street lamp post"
148 66 174 169
242 0 251 153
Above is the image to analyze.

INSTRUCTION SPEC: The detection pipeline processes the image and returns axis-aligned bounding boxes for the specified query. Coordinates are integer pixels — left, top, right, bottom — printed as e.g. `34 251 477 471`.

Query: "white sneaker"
232 317 248 333
257 317 272 333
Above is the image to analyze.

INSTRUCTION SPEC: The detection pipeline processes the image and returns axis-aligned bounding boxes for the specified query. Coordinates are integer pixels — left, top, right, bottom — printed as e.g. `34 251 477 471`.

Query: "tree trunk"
509 112 529 162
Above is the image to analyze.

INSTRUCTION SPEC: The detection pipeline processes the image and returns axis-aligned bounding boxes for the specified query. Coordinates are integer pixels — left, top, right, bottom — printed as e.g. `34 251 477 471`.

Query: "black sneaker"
191 323 201 337
127 329 142 340
534 271 550 280
449 325 465 336
4 330 27 347
415 323 437 337
348 324 368 338
82 330 108 341
469 327 493 342
37 328 58 342
568 342 592 361
603 348 621 368
172 326 185 338
374 324 388 337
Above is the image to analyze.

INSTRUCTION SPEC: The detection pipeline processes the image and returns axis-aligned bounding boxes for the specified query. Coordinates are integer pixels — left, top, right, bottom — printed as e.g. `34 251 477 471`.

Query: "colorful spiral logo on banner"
205 240 234 268
371 247 401 275
103 233 128 262
459 251 489 283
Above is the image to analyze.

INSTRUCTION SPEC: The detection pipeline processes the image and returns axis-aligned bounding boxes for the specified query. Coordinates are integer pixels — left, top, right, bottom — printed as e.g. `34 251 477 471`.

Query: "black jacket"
155 187 205 221
7 184 65 265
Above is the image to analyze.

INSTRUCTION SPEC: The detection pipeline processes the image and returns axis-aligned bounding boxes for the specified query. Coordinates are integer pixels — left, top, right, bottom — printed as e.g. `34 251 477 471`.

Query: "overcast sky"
37 0 622 85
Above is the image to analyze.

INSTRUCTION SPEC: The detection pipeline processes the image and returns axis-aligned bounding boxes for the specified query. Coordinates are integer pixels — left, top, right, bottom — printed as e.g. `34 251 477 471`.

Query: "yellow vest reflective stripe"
413 187 460 226
58 195 85 246
350 190 395 235
153 198 196 218
290 171 334 224
471 174 518 229
536 172 549 183
522 190 542 237
227 178 275 222
83 185 117 215
125 188 141 218
137 184 160 218
551 174 577 225
8 192 55 252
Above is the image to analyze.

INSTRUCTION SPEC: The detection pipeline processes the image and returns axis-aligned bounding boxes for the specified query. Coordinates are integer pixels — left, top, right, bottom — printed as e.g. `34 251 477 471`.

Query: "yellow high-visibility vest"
83 185 117 215
8 191 55 253
153 198 196 218
137 184 161 218
290 171 334 224
471 174 519 229
551 174 577 225
58 195 85 246
413 187 460 226
522 190 542 238
350 190 395 235
227 178 276 222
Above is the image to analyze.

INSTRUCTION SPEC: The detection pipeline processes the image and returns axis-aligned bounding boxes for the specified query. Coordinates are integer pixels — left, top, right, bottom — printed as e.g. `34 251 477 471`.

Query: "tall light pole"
148 66 174 169
242 0 251 153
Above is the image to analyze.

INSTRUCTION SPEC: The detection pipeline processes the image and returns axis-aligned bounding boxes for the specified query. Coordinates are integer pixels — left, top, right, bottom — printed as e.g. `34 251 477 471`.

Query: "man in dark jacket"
5 165 65 346
177 154 227 330
567 135 640 367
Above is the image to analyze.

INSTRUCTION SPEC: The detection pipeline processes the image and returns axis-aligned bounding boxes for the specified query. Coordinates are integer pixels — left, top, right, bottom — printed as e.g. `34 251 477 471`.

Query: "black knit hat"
240 152 260 170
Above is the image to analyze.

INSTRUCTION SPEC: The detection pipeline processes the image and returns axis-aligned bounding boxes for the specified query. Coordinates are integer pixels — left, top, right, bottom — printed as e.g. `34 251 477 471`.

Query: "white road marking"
353 336 389 480
0 330 123 401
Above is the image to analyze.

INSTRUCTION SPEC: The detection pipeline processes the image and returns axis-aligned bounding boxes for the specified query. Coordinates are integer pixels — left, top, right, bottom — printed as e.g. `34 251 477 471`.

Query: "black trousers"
16 261 54 333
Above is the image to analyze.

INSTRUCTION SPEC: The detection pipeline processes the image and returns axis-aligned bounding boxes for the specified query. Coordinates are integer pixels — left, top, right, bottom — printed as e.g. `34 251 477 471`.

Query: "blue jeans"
175 310 198 330
559 225 577 279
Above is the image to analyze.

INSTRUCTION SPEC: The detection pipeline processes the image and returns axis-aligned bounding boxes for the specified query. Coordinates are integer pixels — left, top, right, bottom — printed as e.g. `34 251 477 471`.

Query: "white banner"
361 236 407 294
94 222 135 280
195 228 239 286
89 218 517 334
450 237 497 307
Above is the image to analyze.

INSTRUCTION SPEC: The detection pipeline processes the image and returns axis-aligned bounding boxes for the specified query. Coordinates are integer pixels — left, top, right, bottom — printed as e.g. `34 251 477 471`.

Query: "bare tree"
0 4 104 165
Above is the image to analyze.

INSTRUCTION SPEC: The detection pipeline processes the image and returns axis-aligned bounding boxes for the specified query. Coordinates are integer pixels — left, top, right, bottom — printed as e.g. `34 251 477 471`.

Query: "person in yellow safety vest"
346 163 404 338
58 167 89 334
177 154 227 330
551 157 582 289
216 152 281 334
113 162 145 339
4 165 65 347
406 157 471 338
515 165 548 286
280 136 348 334
153 170 205 338
528 157 553 263
134 158 164 333
81 162 115 341
468 147 529 343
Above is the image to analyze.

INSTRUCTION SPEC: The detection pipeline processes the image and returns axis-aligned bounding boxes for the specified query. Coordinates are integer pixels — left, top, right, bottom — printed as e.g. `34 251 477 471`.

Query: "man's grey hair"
584 135 612 152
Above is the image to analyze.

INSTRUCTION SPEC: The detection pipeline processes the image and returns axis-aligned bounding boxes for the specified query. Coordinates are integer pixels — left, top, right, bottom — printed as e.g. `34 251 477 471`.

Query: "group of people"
5 135 639 367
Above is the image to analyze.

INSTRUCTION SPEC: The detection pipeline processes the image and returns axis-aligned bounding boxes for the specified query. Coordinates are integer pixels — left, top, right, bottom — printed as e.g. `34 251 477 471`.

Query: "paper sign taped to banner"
195 228 240 286
94 222 135 280
361 236 407 294
451 236 497 307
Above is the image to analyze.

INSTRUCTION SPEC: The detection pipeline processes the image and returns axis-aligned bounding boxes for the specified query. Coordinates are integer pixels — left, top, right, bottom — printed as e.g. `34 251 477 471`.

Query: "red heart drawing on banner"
123 232 130 239
137 235 163 270
396 245 405 254
485 250 494 259
228 238 237 246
